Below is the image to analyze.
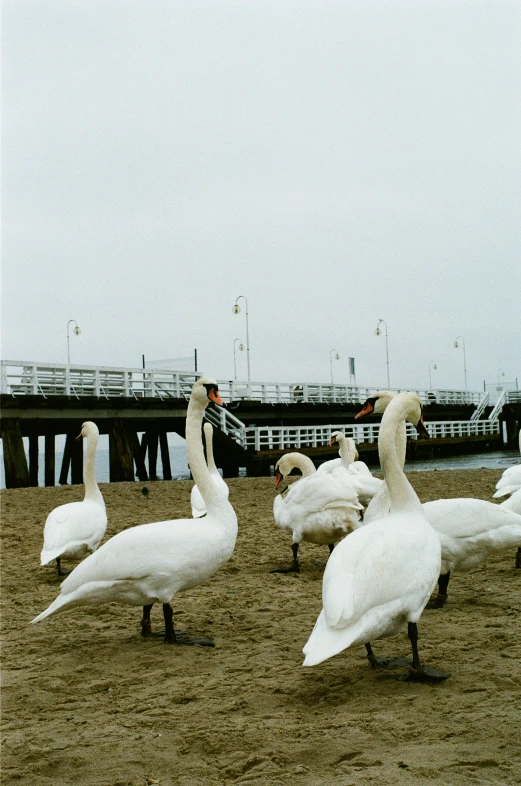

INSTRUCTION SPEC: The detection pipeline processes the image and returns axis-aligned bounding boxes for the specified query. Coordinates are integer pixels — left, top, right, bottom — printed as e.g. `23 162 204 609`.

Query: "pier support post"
29 434 39 486
1 419 30 488
126 427 148 481
159 432 172 480
109 419 135 482
143 430 159 481
45 434 55 487
60 432 83 485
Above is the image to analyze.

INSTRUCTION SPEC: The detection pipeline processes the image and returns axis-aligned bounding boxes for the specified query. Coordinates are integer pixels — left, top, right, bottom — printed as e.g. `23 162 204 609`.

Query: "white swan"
271 452 362 573
357 391 521 605
31 379 238 646
191 422 229 518
40 421 107 575
493 431 521 499
317 433 372 477
316 432 382 507
303 392 450 681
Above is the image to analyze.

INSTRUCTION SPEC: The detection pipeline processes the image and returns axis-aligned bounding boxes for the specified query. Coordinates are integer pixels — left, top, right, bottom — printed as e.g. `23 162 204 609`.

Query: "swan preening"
191 422 229 518
31 379 238 646
303 392 449 681
271 452 363 572
357 391 521 605
40 421 107 575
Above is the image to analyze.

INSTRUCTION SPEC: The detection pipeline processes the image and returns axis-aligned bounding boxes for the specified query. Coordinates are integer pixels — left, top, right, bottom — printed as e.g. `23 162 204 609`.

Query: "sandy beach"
1 468 520 786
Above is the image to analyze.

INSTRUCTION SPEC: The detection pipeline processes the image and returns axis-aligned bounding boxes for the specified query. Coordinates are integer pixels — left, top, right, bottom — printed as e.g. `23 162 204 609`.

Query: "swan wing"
424 498 521 539
41 501 107 563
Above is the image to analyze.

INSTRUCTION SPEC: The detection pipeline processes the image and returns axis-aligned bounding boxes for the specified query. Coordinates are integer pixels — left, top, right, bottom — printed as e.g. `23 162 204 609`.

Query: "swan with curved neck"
303 392 450 682
357 391 521 602
40 421 107 575
31 379 238 646
191 422 229 518
316 435 358 475
271 452 362 573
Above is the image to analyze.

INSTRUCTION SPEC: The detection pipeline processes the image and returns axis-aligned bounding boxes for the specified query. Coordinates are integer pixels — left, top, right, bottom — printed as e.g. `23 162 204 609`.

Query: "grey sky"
2 0 520 392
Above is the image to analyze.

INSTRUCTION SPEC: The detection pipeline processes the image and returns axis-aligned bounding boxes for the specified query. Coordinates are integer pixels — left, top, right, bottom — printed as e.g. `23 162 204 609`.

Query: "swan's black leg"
56 558 69 576
426 572 451 609
516 547 521 569
402 622 451 682
141 604 154 637
364 642 411 670
270 542 300 574
162 603 215 647
163 603 176 644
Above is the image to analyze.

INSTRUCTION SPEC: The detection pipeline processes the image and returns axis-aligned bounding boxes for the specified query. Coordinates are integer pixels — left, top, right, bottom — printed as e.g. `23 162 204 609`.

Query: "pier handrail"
0 360 484 406
470 392 489 421
240 419 500 452
488 390 507 421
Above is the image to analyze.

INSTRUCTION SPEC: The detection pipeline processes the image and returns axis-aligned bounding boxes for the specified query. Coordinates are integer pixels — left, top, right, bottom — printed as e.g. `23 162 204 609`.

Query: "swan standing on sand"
357 392 521 605
191 422 229 518
31 379 238 646
40 421 107 576
271 452 362 573
303 392 450 682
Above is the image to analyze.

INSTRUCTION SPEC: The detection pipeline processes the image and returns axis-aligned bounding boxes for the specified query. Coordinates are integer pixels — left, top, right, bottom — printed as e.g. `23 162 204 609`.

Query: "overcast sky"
2 0 520 393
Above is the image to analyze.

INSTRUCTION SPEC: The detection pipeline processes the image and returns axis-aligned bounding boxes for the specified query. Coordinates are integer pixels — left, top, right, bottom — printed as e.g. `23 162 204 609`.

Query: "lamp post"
453 336 467 390
232 296 250 388
329 349 340 385
429 361 437 390
497 369 505 389
375 319 390 388
233 338 245 382
67 319 81 365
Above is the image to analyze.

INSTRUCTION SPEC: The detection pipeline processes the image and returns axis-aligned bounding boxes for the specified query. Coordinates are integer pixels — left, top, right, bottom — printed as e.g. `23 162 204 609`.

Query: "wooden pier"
1 361 519 488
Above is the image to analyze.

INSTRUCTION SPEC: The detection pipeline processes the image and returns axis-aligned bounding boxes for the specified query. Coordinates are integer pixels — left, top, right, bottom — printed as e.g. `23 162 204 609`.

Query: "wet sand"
1 469 520 786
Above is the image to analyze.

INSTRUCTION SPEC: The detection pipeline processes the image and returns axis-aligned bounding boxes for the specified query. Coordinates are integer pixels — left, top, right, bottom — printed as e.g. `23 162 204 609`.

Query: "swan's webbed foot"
161 603 214 647
365 643 411 670
401 664 451 682
270 543 300 574
426 593 448 610
270 562 300 574
402 622 451 682
515 547 521 569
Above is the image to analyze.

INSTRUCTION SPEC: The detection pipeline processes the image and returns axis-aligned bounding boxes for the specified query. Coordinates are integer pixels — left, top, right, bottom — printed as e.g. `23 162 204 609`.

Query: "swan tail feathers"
302 610 360 667
30 593 75 625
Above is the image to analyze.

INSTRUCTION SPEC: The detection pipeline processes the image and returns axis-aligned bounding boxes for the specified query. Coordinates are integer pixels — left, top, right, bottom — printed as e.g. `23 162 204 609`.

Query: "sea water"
0 446 519 489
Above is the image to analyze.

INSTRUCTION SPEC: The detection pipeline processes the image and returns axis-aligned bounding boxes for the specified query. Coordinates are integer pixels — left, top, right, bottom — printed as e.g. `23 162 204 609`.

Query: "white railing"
204 405 248 448
0 361 199 400
1 360 483 406
488 390 507 421
507 390 521 404
470 392 489 421
240 419 501 451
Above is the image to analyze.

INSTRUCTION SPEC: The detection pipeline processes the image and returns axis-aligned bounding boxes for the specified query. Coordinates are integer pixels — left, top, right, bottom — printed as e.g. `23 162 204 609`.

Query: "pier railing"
1 360 484 406
239 419 500 451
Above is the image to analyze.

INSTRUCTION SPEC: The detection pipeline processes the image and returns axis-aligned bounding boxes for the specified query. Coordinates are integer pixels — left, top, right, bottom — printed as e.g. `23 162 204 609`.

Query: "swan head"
76 421 100 440
191 377 224 407
355 391 395 419
274 453 308 488
365 391 429 438
329 431 344 447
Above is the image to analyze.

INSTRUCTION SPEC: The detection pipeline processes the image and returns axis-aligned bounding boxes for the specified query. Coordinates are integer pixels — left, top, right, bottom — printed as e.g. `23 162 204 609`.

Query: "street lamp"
429 361 437 390
375 319 390 388
233 338 245 382
67 319 81 365
497 369 506 388
232 296 250 388
329 349 340 385
453 336 467 390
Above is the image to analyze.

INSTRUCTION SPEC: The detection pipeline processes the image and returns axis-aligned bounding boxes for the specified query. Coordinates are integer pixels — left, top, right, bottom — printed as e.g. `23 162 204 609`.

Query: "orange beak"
208 388 224 406
329 437 338 447
275 472 283 489
355 401 374 419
